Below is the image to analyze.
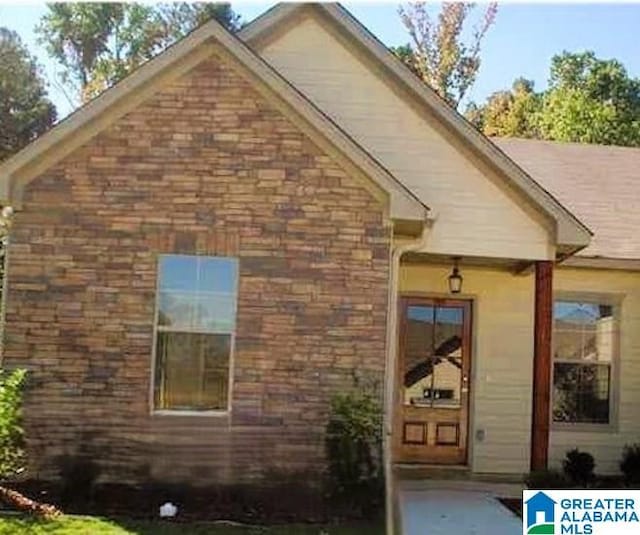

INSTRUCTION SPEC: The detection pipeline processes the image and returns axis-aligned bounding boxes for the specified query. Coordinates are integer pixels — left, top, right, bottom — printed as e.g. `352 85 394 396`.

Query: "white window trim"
149 254 238 417
551 291 623 433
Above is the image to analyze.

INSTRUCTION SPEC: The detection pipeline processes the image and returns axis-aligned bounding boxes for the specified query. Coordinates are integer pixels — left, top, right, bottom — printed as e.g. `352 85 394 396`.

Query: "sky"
1 1 640 119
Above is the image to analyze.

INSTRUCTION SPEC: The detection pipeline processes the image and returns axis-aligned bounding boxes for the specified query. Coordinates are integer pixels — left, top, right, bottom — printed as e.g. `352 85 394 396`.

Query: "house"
0 0 638 525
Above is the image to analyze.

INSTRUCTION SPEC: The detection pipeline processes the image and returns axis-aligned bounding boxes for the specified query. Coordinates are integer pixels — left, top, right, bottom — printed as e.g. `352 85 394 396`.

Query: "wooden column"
531 260 553 471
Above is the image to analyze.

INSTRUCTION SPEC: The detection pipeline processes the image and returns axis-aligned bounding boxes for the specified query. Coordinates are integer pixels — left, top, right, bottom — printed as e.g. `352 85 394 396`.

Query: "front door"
395 297 472 464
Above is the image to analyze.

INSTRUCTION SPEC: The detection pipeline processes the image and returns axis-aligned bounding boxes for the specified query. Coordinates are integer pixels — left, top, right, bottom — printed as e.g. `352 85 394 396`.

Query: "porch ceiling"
401 252 534 273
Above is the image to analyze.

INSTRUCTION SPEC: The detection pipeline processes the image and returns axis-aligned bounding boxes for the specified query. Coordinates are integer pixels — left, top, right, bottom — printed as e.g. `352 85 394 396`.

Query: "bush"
620 444 640 487
0 368 27 480
526 469 569 489
563 449 595 487
325 384 383 513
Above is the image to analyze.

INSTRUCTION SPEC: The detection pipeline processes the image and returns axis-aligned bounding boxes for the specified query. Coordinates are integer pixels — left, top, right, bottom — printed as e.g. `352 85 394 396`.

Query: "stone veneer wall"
2 52 391 485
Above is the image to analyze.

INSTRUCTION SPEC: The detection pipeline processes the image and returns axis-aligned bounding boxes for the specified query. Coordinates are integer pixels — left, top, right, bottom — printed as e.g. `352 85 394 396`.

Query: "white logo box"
523 490 640 535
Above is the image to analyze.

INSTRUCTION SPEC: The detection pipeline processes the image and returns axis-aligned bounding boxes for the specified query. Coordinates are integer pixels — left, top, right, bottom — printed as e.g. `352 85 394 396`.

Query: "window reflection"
403 305 463 409
553 300 616 424
154 255 238 411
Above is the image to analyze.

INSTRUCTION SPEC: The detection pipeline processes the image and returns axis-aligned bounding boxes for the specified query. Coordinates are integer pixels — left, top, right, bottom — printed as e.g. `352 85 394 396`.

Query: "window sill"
552 421 617 434
152 409 230 418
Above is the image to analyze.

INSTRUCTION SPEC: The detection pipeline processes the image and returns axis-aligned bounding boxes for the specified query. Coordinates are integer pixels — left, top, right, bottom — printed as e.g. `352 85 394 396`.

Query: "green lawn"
0 515 383 535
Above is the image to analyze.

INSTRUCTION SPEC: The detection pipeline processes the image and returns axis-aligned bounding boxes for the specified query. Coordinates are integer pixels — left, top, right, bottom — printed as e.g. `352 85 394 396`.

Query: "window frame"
551 291 622 432
149 253 238 417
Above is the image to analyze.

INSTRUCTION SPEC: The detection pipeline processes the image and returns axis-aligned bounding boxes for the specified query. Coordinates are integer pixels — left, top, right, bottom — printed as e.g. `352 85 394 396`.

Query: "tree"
537 51 640 146
470 51 640 146
36 3 241 104
467 78 541 138
0 28 56 162
395 2 498 108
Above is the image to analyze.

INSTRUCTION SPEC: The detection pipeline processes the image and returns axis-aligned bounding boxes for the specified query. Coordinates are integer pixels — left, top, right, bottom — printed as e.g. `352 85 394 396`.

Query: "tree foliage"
0 28 56 162
538 52 640 145
36 2 241 103
467 77 541 138
395 1 498 108
469 51 640 146
0 368 27 480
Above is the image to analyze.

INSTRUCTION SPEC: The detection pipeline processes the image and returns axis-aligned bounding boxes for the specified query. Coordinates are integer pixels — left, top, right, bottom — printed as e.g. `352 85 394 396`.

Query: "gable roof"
240 2 592 254
495 138 640 262
0 12 427 222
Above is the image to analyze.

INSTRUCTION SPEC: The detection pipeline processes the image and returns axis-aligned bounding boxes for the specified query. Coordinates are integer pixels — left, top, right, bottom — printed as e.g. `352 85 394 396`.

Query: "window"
153 255 238 412
553 300 616 425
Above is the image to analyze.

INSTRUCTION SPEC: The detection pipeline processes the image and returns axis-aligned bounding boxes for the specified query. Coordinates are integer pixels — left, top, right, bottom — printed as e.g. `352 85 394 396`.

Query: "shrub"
526 469 569 489
325 384 383 513
563 448 595 487
620 444 640 487
0 368 27 480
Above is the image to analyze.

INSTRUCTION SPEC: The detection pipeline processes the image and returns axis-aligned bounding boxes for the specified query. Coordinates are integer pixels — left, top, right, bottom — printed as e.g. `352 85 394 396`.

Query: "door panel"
395 297 472 464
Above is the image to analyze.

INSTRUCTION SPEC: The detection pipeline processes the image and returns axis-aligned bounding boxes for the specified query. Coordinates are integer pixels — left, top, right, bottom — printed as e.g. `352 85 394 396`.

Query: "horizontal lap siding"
399 264 535 474
2 53 391 484
552 268 640 474
259 15 553 260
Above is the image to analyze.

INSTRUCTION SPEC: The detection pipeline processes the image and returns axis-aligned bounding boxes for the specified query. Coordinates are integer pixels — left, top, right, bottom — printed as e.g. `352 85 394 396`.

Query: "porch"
389 253 553 475
392 464 523 535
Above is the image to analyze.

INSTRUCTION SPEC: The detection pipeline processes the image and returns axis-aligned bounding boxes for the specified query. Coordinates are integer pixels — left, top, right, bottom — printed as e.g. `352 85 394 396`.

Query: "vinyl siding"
400 263 640 476
258 14 554 261
399 263 535 474
551 267 640 474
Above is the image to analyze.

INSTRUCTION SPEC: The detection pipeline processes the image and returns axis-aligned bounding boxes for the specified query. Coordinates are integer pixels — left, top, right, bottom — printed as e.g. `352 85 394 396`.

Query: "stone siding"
2 52 391 485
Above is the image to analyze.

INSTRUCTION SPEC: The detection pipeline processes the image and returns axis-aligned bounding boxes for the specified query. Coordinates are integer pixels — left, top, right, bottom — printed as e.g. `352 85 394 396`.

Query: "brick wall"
2 52 391 485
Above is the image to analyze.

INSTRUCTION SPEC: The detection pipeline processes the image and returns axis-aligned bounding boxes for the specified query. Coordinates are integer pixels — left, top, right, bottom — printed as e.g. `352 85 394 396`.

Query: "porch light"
448 258 463 294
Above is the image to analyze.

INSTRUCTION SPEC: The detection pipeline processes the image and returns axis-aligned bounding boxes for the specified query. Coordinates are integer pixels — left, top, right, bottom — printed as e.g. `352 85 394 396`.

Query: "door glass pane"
403 304 466 409
435 306 463 359
404 306 434 407
432 357 462 408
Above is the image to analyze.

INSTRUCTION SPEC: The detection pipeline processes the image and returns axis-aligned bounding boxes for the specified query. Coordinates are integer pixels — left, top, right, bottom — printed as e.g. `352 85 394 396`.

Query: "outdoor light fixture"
448 257 463 294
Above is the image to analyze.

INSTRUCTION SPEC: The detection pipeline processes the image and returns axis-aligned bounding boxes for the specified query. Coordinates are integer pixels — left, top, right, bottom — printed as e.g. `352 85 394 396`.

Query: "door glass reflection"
404 304 464 408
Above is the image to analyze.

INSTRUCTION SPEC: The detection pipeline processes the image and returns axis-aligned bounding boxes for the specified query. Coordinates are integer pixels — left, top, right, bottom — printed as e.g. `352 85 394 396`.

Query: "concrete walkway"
399 487 522 535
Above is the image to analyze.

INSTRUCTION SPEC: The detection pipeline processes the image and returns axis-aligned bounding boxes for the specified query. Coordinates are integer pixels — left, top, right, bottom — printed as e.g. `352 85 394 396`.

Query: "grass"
0 515 383 535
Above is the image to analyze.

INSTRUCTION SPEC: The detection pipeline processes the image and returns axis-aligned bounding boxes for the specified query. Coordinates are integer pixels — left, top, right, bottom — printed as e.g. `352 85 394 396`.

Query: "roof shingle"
494 137 640 260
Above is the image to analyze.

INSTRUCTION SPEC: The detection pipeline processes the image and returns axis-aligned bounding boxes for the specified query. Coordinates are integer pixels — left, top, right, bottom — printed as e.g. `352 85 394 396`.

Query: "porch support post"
531 260 553 471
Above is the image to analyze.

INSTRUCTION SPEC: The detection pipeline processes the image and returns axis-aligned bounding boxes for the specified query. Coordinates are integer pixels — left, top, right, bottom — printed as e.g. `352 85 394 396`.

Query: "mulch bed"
498 497 522 518
5 479 380 525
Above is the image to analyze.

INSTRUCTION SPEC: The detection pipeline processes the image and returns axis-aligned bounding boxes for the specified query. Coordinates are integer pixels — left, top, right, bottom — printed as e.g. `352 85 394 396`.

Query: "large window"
553 300 616 425
153 255 238 412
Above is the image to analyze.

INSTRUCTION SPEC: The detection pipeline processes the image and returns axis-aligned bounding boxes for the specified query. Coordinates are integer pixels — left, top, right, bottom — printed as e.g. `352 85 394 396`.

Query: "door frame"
393 294 474 465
